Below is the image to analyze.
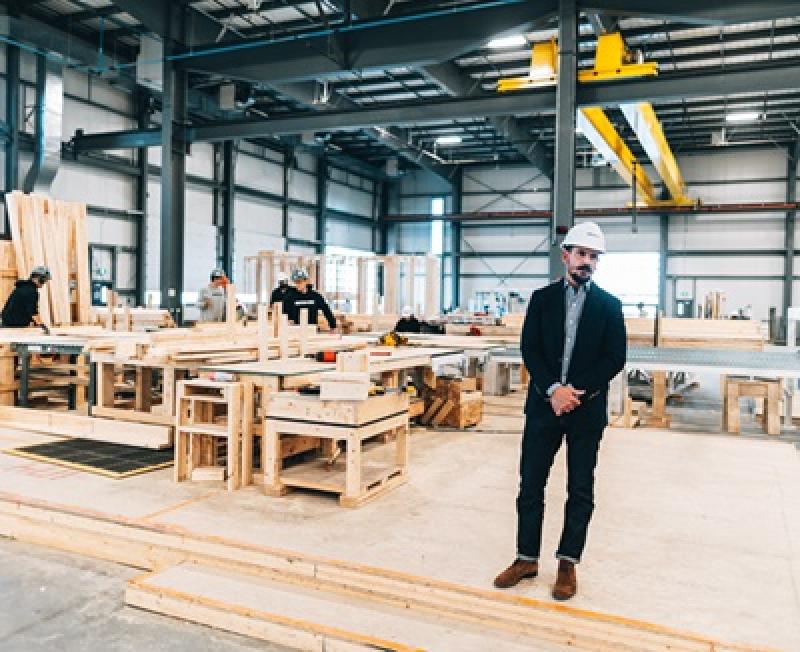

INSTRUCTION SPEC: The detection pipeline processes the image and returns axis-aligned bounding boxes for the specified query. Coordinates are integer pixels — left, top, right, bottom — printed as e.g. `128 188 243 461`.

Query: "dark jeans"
516 407 604 563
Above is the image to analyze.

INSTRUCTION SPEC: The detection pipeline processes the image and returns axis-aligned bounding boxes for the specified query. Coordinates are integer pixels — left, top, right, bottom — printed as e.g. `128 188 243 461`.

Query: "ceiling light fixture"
435 135 462 145
725 111 762 123
487 34 527 49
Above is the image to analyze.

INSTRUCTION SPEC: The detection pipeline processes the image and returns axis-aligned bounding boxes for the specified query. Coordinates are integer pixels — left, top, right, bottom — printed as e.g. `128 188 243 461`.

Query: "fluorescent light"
435 135 462 145
725 111 762 123
487 34 527 49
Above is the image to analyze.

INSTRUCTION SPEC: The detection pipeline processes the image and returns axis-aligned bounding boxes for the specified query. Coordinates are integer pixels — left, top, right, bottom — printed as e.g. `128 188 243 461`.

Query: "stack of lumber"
625 317 656 347
658 317 764 350
5 191 91 326
0 241 16 310
420 376 483 428
501 313 525 332
336 313 399 333
91 306 174 331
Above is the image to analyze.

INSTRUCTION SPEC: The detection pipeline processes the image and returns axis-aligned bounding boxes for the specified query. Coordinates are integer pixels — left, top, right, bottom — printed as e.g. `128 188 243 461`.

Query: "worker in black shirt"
394 306 422 333
269 272 290 306
1 266 51 329
283 268 337 330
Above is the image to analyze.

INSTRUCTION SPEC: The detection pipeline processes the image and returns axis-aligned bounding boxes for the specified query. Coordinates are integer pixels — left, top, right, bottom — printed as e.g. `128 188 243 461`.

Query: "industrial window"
592 252 660 317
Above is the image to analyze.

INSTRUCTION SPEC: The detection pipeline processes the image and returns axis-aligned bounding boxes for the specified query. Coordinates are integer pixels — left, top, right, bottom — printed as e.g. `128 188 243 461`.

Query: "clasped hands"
550 385 585 416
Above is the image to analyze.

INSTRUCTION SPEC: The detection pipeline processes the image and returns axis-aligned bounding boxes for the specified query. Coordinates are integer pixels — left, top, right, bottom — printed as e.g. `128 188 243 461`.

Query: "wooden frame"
174 380 243 491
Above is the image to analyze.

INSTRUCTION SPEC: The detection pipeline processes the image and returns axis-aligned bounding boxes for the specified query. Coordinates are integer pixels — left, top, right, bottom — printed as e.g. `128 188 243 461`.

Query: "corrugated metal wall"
392 147 800 321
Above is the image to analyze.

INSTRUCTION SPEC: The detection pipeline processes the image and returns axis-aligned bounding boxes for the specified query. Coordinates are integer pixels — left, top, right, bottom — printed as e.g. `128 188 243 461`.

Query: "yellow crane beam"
497 33 657 93
497 32 696 208
577 107 658 206
620 102 695 206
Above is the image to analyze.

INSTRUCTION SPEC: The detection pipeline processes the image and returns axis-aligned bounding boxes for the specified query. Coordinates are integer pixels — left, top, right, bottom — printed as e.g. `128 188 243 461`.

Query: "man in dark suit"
493 221 626 601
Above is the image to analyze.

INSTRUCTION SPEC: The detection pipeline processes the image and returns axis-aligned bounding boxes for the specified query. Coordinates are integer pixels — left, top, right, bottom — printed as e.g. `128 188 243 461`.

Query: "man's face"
211 277 224 287
561 246 600 286
294 280 307 291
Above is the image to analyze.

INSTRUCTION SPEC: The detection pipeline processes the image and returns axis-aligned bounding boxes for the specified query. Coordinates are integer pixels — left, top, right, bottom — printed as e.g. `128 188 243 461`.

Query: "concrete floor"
0 537 289 652
0 382 798 650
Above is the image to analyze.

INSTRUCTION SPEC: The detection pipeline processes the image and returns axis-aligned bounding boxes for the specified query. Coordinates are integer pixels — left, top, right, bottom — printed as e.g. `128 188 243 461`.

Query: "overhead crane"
498 32 697 208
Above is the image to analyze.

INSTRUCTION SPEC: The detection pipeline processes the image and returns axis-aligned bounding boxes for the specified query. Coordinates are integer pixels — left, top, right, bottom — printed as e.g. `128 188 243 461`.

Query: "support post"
317 155 328 253
222 140 235 279
450 167 463 311
283 148 291 251
549 0 578 279
159 6 187 324
783 139 799 330
135 90 149 307
4 44 19 207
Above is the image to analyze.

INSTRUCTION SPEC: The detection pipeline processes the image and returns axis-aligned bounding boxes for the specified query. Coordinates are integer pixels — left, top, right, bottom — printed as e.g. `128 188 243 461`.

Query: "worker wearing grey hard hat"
282 267 336 330
196 268 228 322
494 221 626 601
1 266 51 329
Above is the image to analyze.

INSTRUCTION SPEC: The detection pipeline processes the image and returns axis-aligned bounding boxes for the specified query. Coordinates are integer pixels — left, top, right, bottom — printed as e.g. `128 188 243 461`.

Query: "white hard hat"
562 221 606 254
401 306 413 318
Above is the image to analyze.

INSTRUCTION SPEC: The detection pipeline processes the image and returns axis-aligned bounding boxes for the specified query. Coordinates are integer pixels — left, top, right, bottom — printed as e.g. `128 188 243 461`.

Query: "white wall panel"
47 159 135 211
463 166 551 192
396 222 430 253
87 217 136 247
399 169 453 196
62 97 135 137
668 255 784 276
460 257 547 275
288 209 317 241
186 143 214 179
326 219 372 250
184 187 216 293
668 214 784 250
234 196 283 235
462 224 548 253
328 182 372 217
463 191 549 212
677 149 785 182
288 169 317 204
236 152 284 196
689 181 784 204
146 179 161 292
399 196 436 215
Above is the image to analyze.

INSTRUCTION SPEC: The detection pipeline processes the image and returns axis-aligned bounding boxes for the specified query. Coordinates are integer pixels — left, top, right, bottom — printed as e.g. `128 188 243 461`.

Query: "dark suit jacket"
521 280 626 423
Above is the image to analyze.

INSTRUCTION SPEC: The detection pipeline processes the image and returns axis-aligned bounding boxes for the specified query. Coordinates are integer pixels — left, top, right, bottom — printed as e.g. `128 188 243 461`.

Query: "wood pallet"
421 376 483 429
5 191 90 326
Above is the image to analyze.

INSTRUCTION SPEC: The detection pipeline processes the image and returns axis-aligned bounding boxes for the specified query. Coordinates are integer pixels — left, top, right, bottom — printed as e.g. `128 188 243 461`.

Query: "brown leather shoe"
493 558 539 589
552 559 577 600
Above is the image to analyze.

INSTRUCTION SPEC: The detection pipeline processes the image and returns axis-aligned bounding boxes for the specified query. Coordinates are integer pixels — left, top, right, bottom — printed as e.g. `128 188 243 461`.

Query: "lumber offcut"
0 407 172 448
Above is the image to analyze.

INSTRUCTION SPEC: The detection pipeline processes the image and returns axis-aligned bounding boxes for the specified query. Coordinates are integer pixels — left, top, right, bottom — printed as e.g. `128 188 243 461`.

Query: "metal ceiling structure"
3 0 799 176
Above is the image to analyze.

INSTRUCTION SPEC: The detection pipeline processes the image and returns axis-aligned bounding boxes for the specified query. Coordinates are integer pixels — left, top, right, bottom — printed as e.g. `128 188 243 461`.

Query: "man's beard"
569 264 593 285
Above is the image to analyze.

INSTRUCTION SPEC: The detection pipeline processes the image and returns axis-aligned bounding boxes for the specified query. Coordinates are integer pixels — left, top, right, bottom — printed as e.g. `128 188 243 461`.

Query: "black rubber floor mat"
5 438 173 478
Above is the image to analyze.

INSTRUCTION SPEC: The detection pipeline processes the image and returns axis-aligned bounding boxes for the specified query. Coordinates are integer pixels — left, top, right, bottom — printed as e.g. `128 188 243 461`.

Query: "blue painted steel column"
549 0 577 279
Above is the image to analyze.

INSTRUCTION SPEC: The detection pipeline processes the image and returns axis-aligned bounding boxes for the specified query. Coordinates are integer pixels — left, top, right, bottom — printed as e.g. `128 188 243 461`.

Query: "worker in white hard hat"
269 271 290 306
283 268 336 330
196 268 228 322
394 305 422 333
1 265 51 330
494 220 626 602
